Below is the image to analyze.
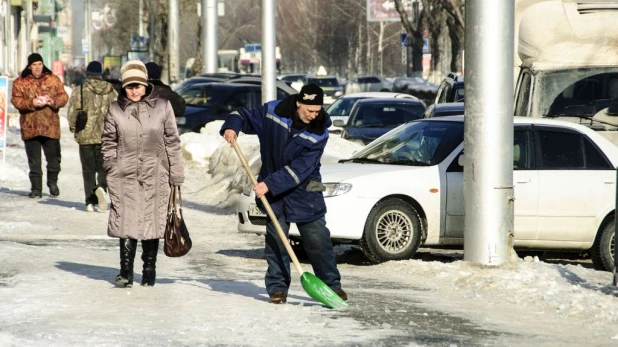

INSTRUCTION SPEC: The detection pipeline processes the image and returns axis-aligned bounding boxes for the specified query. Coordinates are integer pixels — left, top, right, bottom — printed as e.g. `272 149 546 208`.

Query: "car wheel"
360 198 422 263
590 217 616 272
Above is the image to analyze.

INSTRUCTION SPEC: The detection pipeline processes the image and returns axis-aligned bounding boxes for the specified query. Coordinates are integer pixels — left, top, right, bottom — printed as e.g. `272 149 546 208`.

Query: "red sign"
52 60 65 83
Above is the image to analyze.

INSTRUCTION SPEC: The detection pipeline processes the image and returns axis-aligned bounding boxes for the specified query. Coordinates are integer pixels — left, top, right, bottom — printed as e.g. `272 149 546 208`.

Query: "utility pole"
204 0 217 73
85 0 92 63
463 0 515 265
168 0 179 84
261 0 276 103
138 0 144 37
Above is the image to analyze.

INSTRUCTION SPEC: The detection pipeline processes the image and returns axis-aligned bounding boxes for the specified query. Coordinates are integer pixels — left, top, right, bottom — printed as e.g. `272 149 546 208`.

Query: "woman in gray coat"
102 60 184 287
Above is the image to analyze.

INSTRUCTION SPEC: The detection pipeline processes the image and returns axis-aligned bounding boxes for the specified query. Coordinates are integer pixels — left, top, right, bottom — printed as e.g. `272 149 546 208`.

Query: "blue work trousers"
264 215 342 295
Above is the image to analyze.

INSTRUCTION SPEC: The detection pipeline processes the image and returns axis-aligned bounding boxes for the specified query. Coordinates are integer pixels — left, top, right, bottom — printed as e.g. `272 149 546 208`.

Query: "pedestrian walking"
145 62 186 117
102 60 184 287
67 61 118 212
220 84 347 304
10 53 68 198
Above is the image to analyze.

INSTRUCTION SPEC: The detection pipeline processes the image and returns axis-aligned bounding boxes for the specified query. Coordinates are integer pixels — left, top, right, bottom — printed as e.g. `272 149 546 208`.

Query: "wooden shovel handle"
232 140 304 275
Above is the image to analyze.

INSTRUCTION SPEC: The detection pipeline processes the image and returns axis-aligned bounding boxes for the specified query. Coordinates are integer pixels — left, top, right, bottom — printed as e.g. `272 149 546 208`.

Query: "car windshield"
349 103 424 128
307 78 339 87
179 86 227 107
326 97 365 117
537 68 618 117
350 120 464 166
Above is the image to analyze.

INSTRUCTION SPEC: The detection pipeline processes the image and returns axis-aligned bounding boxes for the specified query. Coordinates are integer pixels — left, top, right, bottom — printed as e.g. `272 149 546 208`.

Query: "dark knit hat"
297 83 324 105
120 60 148 88
86 61 103 76
27 53 44 66
145 62 162 80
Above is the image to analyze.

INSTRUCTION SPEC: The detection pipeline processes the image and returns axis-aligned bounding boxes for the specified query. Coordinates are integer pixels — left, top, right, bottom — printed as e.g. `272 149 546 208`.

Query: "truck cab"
514 0 618 142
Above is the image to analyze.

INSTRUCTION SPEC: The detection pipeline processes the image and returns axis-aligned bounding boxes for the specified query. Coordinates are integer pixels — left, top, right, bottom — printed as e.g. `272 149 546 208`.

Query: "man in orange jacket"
11 53 68 198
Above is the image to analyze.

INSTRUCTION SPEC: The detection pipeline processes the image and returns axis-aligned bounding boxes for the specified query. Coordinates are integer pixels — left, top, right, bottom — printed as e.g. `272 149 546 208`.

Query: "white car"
326 92 421 134
237 116 618 271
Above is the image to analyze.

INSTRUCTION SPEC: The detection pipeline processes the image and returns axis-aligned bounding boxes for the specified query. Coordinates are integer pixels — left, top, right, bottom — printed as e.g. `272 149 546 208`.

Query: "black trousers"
79 144 107 204
24 136 61 192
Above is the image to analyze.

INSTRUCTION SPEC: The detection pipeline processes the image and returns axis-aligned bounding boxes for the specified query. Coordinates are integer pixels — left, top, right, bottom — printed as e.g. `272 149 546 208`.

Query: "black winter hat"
27 53 43 66
297 83 324 105
86 61 103 76
145 62 162 80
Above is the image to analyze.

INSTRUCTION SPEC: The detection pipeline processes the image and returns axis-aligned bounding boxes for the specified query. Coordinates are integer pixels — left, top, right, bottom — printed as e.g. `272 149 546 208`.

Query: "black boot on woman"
115 239 137 287
141 239 160 286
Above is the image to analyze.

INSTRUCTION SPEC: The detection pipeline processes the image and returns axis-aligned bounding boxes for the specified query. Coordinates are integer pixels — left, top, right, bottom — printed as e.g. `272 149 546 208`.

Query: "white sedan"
237 116 618 271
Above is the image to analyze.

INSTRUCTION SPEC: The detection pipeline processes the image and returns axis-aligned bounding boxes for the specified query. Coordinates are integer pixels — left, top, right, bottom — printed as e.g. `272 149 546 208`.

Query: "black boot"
47 171 60 197
115 239 137 287
141 239 160 287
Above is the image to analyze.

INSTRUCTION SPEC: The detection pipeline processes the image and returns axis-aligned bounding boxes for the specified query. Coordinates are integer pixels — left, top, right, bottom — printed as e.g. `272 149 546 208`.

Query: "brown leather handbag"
164 186 192 257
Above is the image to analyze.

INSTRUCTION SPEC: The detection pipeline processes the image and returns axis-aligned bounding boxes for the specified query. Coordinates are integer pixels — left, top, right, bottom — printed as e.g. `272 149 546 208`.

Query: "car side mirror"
333 119 346 127
458 154 464 167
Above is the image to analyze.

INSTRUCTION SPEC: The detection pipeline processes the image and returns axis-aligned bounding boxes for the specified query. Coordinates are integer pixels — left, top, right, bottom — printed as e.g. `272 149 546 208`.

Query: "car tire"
360 198 422 263
590 218 616 272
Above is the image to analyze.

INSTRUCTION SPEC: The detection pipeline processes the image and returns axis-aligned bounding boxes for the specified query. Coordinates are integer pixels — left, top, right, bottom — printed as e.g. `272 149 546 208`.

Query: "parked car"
326 92 420 134
226 76 298 97
391 76 439 106
336 98 426 145
303 75 343 105
277 73 307 92
344 75 392 94
423 102 465 118
435 73 465 104
237 116 618 270
176 83 287 134
173 76 225 93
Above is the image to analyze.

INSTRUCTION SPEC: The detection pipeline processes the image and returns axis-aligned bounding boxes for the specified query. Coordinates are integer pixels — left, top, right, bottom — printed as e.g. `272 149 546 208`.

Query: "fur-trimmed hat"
297 83 324 105
120 60 148 88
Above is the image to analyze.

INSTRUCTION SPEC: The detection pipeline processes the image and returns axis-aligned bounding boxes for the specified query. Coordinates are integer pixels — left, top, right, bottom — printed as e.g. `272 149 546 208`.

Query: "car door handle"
516 179 531 184
604 181 614 184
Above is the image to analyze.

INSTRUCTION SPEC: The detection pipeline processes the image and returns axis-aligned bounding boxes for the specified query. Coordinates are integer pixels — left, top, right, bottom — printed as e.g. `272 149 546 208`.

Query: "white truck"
514 0 618 143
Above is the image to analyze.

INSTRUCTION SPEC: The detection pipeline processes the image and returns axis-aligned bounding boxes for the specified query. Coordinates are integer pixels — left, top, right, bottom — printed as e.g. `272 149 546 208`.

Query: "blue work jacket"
221 95 331 223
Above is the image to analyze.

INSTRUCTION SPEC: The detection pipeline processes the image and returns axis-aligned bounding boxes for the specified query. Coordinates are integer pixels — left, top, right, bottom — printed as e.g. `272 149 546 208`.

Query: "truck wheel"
360 198 422 263
590 218 616 272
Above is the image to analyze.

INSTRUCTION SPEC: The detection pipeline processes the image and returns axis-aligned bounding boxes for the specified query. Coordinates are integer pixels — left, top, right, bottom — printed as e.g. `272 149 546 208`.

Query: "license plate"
248 204 266 217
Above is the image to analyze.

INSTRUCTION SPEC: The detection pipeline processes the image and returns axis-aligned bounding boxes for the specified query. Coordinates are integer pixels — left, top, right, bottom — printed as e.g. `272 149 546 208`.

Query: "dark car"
343 75 392 94
423 102 465 118
435 73 464 104
177 83 287 134
173 76 225 93
226 76 298 97
303 75 343 105
335 98 426 145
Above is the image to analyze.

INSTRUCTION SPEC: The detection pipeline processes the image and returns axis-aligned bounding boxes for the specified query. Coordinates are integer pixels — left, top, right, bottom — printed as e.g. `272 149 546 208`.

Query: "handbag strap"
177 186 182 210
167 185 176 213
80 84 83 110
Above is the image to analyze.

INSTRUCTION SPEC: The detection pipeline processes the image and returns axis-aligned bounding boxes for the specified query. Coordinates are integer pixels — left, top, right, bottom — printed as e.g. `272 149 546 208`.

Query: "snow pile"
378 257 618 325
183 123 363 202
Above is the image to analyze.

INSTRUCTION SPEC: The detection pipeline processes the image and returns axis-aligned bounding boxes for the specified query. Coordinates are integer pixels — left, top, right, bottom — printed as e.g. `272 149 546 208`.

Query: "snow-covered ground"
1 114 618 346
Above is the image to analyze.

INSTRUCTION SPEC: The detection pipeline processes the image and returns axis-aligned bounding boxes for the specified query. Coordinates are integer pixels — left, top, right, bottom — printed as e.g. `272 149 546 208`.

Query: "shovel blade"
300 272 348 309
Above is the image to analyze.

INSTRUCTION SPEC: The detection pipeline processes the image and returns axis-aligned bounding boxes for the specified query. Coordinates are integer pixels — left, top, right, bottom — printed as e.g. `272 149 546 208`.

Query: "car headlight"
176 117 186 125
334 91 343 97
322 183 352 197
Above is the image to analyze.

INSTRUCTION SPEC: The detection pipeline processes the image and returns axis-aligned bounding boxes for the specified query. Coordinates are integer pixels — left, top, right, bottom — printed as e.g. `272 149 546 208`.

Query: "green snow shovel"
232 140 348 309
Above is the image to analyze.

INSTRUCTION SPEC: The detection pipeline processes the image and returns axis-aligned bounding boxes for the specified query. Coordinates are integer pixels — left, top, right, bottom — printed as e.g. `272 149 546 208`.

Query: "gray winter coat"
102 85 185 240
